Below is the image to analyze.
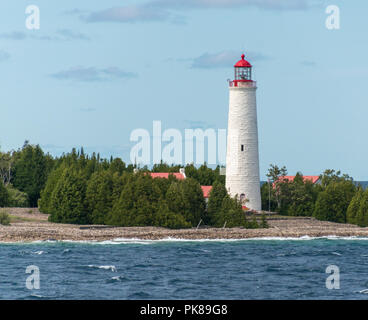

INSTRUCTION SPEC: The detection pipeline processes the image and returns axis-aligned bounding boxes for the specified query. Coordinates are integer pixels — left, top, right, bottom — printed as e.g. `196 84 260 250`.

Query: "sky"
0 0 367 180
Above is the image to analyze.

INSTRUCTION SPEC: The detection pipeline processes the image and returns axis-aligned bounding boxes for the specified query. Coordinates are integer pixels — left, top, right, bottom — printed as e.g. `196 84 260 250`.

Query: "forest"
1 142 367 228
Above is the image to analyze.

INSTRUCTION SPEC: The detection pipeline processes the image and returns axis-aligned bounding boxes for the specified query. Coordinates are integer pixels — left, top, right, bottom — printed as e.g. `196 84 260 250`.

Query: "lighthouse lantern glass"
235 67 252 81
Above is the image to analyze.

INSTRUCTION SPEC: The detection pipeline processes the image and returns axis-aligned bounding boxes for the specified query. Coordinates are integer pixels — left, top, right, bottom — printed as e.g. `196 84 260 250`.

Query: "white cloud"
151 0 314 10
84 6 170 23
79 0 319 25
191 50 269 69
50 66 138 82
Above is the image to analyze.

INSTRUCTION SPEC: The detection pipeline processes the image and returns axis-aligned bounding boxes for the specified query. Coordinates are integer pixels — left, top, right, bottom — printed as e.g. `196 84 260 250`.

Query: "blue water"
1 238 368 300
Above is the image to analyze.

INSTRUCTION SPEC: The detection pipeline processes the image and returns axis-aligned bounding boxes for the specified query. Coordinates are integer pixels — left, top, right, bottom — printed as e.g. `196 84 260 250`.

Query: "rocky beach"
1 208 368 242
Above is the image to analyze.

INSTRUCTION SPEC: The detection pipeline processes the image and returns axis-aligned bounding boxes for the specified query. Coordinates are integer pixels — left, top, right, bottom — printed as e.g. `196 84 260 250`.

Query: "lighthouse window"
241 145 244 152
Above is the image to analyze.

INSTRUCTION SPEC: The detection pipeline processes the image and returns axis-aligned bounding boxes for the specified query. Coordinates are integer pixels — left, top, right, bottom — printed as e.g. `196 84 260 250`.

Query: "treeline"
0 142 258 229
0 141 54 208
261 165 368 227
3 141 366 229
39 150 260 229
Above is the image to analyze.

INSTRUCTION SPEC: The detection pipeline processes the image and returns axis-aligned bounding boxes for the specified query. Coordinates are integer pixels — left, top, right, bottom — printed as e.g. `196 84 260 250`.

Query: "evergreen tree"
347 188 364 225
85 170 114 224
206 181 227 225
6 184 29 207
39 164 66 213
287 173 316 216
180 178 206 226
107 173 159 227
48 168 88 224
109 158 126 175
154 201 191 229
214 195 247 228
260 214 269 228
260 181 278 212
0 182 9 207
166 182 186 216
313 181 356 223
12 144 49 207
356 190 368 227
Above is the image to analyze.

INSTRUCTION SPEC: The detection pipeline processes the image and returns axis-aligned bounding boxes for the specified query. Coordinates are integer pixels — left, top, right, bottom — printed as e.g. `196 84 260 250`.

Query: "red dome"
234 54 252 68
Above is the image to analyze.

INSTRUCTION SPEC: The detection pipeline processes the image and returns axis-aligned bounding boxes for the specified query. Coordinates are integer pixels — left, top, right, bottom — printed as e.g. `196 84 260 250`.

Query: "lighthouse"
225 54 261 211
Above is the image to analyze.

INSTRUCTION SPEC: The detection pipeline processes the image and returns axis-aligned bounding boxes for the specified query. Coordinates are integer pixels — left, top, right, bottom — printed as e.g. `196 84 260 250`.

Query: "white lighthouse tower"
225 54 261 211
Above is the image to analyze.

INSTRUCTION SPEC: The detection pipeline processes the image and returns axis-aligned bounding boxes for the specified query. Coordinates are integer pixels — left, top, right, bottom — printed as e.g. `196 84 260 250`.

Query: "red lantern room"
230 54 255 87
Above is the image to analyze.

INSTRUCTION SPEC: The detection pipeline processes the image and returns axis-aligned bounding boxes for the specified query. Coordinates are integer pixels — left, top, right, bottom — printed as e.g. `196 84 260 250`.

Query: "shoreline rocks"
1 208 368 243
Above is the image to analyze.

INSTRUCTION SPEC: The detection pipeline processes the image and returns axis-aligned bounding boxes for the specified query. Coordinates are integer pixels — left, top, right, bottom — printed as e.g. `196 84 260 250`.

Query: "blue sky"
0 0 367 180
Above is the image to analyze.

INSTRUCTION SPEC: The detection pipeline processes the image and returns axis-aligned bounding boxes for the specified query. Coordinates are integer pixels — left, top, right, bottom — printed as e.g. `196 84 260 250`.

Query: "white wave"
359 289 368 294
4 235 368 245
32 250 44 255
331 252 342 256
87 265 117 272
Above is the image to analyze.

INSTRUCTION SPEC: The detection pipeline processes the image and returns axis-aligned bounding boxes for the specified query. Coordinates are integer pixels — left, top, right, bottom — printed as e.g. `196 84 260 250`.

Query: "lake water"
1 237 368 300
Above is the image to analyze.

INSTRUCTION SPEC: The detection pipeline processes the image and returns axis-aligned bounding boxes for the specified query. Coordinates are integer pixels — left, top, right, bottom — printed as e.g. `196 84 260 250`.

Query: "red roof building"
273 175 320 188
149 172 185 180
201 186 213 199
280 176 320 184
148 171 213 199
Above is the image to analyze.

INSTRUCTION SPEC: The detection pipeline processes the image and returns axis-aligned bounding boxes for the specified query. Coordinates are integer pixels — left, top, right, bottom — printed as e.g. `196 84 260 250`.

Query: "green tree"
48 168 88 224
165 178 205 227
214 195 248 228
12 143 49 207
266 164 288 210
109 158 126 175
6 184 29 207
287 173 316 216
180 178 206 226
260 214 269 228
356 190 368 227
107 173 160 227
319 169 353 187
39 164 66 213
206 181 228 225
0 151 14 185
154 201 191 229
347 188 364 225
260 181 277 212
85 170 115 224
0 182 9 207
313 181 356 223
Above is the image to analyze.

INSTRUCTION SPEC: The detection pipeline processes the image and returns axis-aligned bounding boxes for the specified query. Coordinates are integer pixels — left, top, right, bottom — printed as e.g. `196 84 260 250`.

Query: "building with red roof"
201 186 213 199
148 169 213 200
149 172 186 180
273 175 321 188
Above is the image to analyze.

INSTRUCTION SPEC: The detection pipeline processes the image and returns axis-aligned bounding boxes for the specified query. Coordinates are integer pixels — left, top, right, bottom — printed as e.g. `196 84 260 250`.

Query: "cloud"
0 50 10 62
300 60 317 67
62 8 89 16
56 29 90 41
50 66 138 82
191 50 269 69
0 29 90 41
151 0 314 10
77 0 318 25
0 31 27 40
83 6 170 23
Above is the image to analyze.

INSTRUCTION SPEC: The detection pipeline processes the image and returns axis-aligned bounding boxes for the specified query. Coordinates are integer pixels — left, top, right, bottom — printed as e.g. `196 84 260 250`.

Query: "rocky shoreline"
1 208 368 243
